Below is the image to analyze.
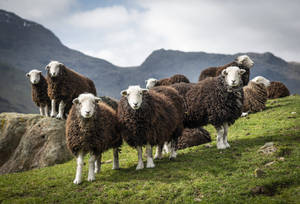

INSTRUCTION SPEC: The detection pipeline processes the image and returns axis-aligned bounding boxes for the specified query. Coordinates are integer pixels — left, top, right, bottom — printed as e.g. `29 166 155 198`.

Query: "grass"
0 95 300 203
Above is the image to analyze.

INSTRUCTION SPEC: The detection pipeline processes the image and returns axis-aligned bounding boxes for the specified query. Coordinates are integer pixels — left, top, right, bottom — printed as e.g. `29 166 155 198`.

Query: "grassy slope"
0 96 299 204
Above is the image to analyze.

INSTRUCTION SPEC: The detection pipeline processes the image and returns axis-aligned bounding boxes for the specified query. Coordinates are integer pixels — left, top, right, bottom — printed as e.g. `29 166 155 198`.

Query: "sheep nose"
86 111 91 114
232 80 236 83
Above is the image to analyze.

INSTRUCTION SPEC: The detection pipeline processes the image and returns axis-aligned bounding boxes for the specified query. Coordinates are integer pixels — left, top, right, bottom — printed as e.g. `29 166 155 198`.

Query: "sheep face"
45 61 63 78
222 66 246 87
235 55 254 68
26 69 42 84
251 76 271 87
73 93 101 118
121 85 148 110
145 78 158 89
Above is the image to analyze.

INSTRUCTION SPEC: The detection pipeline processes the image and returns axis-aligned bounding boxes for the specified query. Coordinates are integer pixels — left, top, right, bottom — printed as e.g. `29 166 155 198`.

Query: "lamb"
171 66 246 149
46 61 97 119
118 85 183 169
145 74 190 89
198 55 254 86
26 69 51 116
267 81 290 99
241 76 269 116
66 93 122 184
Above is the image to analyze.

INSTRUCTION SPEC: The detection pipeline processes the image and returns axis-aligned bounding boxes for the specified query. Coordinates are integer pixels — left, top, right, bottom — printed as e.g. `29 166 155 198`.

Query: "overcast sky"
1 0 299 66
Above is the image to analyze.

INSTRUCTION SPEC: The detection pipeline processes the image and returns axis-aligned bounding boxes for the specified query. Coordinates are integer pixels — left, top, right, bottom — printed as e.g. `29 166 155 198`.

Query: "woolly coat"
31 74 51 107
198 61 250 86
155 74 190 87
47 65 97 113
118 89 183 147
66 102 122 156
177 127 211 150
243 82 268 113
267 81 290 99
173 75 244 128
100 96 118 111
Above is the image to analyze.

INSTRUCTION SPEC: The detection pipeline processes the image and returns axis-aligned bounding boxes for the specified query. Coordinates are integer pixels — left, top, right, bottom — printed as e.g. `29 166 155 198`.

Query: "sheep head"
145 78 158 89
251 76 271 87
222 66 246 88
72 93 102 118
121 85 148 110
235 55 254 69
45 61 64 78
26 69 42 84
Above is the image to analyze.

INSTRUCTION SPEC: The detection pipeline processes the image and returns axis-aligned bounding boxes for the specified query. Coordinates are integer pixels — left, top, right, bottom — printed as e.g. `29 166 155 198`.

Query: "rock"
278 157 285 161
265 161 275 167
254 168 266 178
251 186 270 195
0 112 72 174
258 142 277 155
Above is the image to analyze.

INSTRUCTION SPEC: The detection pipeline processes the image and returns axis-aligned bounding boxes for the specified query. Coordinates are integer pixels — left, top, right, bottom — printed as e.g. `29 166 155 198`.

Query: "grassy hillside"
0 95 299 203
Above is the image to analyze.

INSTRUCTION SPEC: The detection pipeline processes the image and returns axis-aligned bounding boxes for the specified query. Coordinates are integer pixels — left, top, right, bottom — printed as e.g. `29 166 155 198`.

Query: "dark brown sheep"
198 55 254 86
26 69 51 116
46 61 97 119
242 81 268 114
171 66 245 149
177 127 211 150
66 93 122 184
118 85 183 169
145 74 190 89
99 96 118 111
267 81 290 99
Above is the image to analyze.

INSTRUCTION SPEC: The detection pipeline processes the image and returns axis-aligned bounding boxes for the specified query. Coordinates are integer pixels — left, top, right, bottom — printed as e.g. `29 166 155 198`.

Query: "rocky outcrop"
0 113 72 174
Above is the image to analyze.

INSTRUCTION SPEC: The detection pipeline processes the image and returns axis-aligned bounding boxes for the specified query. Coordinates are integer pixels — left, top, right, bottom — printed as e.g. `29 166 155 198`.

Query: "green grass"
1 95 300 204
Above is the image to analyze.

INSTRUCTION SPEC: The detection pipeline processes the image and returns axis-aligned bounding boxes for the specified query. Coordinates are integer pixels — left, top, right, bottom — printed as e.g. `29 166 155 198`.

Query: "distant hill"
0 9 299 113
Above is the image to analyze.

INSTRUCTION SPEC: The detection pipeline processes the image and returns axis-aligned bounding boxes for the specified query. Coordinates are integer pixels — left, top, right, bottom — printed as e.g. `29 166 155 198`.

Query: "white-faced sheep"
118 85 183 170
145 74 190 89
46 61 97 119
171 66 246 149
26 69 51 116
66 93 122 184
198 55 254 86
241 76 270 117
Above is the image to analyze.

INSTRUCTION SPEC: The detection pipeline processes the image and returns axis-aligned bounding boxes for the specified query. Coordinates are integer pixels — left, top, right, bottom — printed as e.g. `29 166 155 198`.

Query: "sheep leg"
44 105 49 117
136 146 144 170
39 106 44 116
223 122 230 148
163 142 171 154
216 126 226 149
94 154 102 174
154 145 163 160
73 152 84 184
146 143 155 168
88 154 96 182
169 140 177 160
56 101 66 120
50 99 57 117
112 148 120 170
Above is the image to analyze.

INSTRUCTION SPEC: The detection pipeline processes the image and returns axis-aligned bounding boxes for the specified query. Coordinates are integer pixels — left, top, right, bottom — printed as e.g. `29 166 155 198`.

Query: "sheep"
66 93 122 184
241 76 270 117
171 66 246 149
45 61 97 120
267 81 290 99
145 74 190 89
118 85 183 170
198 55 254 86
177 127 211 150
26 69 51 116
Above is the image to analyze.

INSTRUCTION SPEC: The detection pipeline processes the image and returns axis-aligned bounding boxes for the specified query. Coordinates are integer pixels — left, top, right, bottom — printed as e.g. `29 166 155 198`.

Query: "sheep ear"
121 90 128 96
239 69 246 75
26 73 30 77
45 66 50 71
95 97 102 102
72 98 79 104
222 69 228 76
142 89 149 94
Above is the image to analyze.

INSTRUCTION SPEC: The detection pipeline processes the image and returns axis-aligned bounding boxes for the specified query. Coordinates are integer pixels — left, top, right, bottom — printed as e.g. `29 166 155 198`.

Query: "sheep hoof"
87 177 95 182
56 115 64 120
73 179 82 185
136 163 144 170
146 161 155 168
217 144 226 150
225 142 231 148
169 157 175 161
112 166 120 170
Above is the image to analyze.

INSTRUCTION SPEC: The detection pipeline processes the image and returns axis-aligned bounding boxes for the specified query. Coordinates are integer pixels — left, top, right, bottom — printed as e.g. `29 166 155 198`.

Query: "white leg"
44 105 49 117
223 122 230 148
169 140 177 160
50 99 57 117
88 154 96 182
136 146 144 170
241 112 248 117
112 148 120 170
216 126 226 149
146 143 155 168
39 106 44 116
94 154 101 174
154 145 163 160
56 101 66 120
163 142 171 154
73 152 84 184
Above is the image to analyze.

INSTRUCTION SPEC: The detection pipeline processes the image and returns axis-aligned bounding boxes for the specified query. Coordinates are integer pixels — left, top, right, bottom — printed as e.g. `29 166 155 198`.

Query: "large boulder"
0 112 72 174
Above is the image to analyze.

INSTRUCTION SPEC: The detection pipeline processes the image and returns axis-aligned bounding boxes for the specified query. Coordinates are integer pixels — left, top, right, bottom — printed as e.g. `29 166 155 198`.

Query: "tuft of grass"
0 95 300 203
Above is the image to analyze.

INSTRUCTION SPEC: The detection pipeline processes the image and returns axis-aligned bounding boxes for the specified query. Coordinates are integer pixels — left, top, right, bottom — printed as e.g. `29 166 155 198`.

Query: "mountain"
0 9 300 113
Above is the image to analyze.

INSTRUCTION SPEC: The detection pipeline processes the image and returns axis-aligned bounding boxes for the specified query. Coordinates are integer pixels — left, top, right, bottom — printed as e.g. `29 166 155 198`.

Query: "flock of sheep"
25 55 290 184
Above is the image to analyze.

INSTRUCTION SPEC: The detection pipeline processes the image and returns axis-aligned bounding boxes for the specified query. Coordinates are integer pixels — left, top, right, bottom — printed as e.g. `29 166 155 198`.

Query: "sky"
0 0 299 67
